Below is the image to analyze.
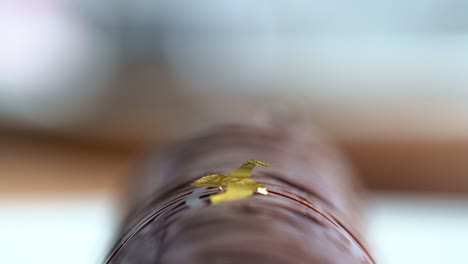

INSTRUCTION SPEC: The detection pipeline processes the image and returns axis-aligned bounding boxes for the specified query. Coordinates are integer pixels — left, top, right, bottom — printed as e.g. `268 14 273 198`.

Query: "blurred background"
1 1 468 263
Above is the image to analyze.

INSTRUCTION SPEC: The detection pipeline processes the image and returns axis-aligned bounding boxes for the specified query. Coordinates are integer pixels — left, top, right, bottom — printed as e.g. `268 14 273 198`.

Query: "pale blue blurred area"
133 0 468 101
0 0 468 140
0 0 119 127
0 195 118 264
1 0 468 132
368 193 468 263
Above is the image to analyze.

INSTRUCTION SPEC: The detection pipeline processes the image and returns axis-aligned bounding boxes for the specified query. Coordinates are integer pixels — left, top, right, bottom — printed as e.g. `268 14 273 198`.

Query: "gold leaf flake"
192 159 269 204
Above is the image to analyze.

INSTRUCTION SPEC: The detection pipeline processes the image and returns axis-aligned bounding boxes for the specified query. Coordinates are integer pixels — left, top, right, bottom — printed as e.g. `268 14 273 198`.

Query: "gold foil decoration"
192 159 269 204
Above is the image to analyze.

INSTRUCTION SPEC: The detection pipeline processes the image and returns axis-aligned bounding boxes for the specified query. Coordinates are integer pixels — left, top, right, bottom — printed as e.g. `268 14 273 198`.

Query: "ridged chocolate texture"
107 125 373 263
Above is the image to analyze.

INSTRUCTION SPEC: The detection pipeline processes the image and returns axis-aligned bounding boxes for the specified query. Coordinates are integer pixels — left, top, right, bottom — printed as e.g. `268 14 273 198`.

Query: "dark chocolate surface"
107 124 372 263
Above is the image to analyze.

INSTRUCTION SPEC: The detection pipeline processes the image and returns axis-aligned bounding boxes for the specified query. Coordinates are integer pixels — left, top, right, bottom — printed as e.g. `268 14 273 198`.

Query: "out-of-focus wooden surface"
0 132 139 197
341 141 468 193
1 128 468 196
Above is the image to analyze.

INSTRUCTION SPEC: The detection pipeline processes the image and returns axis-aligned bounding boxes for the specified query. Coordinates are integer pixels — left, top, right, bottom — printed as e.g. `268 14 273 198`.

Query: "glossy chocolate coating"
107 124 372 263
